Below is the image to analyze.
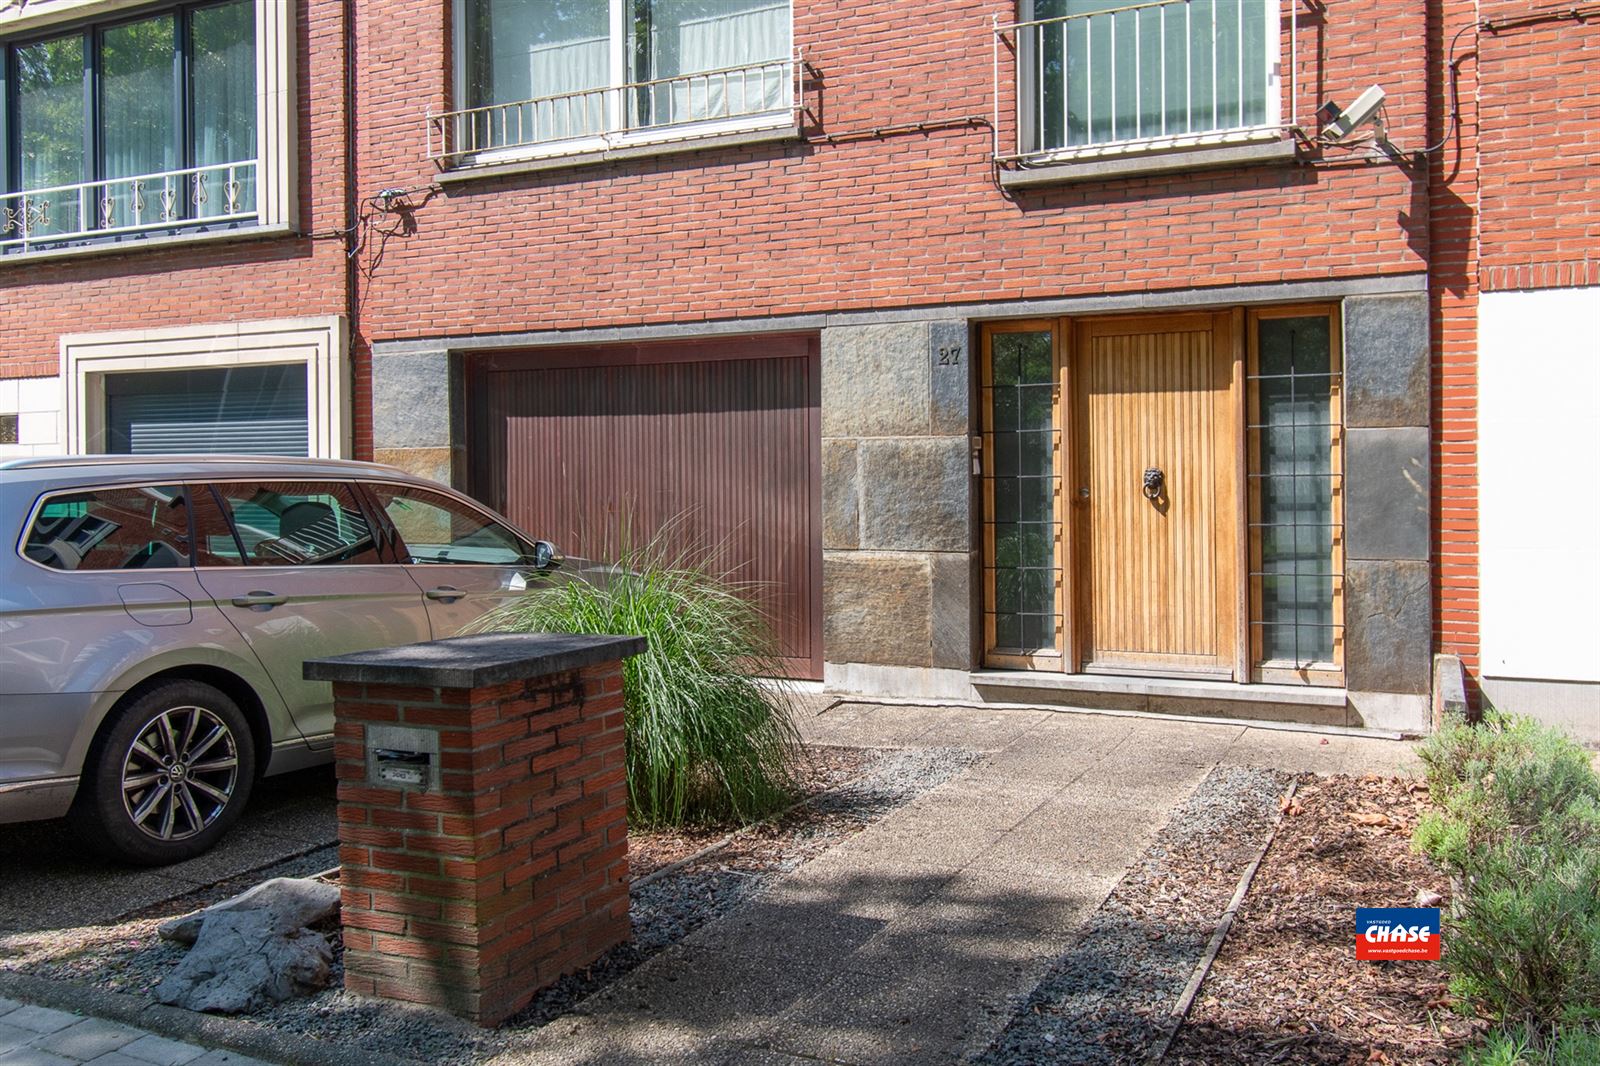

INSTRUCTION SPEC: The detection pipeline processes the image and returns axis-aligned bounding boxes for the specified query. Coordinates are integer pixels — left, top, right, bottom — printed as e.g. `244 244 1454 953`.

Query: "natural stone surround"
821 319 976 673
1345 427 1430 561
369 347 465 487
1344 560 1433 695
1342 293 1430 429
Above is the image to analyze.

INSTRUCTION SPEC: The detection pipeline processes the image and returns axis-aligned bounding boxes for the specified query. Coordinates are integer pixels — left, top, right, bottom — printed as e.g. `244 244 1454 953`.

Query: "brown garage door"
468 335 823 679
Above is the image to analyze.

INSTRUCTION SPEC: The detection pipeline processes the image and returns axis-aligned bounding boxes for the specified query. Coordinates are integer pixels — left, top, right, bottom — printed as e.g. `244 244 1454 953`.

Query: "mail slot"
364 724 441 791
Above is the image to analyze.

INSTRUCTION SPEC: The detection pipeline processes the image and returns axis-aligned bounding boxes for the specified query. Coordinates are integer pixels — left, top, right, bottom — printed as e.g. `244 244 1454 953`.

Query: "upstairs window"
440 0 794 164
1015 0 1277 158
2 0 257 253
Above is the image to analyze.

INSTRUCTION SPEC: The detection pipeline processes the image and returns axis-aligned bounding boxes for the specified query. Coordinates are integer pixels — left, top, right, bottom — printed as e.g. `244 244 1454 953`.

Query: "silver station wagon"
0 456 565 865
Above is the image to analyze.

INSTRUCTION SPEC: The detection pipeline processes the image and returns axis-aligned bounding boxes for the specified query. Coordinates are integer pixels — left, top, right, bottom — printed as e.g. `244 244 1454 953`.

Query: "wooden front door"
1071 313 1242 677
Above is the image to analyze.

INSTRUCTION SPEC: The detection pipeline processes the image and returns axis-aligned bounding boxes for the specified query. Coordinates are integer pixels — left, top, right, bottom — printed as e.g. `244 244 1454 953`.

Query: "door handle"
425 587 467 603
231 591 286 609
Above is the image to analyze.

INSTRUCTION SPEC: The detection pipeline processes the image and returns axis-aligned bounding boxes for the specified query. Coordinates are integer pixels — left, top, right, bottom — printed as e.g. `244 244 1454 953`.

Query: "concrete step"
969 670 1353 729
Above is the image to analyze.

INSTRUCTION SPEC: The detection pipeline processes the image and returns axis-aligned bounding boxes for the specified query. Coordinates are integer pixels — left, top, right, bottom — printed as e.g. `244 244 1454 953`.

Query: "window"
369 484 530 566
211 482 379 567
104 364 309 457
1248 310 1343 682
441 0 793 162
24 485 191 570
1014 0 1277 158
2 0 257 252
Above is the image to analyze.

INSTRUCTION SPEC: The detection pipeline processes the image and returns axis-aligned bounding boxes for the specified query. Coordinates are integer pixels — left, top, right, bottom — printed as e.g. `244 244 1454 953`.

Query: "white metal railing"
0 160 258 253
993 0 1292 162
429 52 801 165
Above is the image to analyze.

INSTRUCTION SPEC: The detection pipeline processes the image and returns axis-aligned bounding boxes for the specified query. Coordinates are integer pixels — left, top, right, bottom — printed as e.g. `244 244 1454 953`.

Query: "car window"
190 484 247 567
212 482 380 566
24 485 191 571
367 484 527 566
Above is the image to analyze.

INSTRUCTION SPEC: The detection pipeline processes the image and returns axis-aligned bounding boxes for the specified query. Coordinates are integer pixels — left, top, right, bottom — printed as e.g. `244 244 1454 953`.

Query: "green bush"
1414 713 1600 1037
471 533 800 827
1463 1024 1600 1066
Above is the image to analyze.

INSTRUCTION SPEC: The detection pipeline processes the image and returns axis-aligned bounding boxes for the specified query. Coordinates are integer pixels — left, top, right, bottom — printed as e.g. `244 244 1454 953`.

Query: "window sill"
999 136 1300 189
435 122 802 184
0 220 295 268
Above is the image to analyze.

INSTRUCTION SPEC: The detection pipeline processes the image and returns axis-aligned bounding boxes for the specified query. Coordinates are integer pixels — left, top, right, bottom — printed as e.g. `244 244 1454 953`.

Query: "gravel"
13 745 980 1065
977 766 1294 1066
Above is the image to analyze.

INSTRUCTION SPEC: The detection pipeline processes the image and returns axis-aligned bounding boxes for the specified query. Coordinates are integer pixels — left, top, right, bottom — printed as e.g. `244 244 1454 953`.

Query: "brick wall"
0 0 350 381
1476 4 1600 290
346 0 1431 352
333 662 630 1027
1428 0 1482 688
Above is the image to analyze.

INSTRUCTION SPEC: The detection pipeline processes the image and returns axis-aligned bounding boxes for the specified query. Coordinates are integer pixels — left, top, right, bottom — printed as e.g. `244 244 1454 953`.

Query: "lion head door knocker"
1142 467 1166 503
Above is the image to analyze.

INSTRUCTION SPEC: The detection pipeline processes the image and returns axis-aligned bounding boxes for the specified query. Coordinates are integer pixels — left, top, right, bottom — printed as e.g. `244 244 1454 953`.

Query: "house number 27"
937 346 963 366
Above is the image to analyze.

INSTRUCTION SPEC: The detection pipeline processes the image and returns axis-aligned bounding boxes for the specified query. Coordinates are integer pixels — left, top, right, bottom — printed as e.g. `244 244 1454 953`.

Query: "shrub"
471 531 800 827
1414 712 1600 1036
1463 1024 1600 1066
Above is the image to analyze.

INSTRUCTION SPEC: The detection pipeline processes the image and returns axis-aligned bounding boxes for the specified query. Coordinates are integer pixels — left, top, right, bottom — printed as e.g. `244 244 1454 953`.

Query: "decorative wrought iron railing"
429 52 801 165
0 160 258 253
992 0 1292 162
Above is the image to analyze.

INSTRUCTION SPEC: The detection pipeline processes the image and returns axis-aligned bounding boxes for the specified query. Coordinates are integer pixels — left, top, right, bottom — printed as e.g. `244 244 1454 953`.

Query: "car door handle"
231 591 287 609
425 587 467 603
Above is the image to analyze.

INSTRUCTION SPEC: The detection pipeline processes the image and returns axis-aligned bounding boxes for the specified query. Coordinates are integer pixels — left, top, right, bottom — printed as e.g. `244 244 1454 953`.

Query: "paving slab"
0 1027 32 1057
0 1009 79 1037
0 1046 79 1066
39 1019 140 1061
114 1035 207 1066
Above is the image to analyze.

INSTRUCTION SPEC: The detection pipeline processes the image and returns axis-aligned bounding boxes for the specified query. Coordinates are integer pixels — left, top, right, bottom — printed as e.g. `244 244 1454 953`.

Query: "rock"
154 910 333 1014
1416 888 1444 908
159 876 340 946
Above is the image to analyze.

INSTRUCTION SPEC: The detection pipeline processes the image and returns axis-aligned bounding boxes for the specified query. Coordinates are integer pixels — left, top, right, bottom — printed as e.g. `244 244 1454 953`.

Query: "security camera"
1320 84 1386 140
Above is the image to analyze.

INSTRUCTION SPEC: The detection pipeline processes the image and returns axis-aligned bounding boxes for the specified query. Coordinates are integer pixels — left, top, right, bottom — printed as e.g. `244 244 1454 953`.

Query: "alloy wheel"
119 705 240 842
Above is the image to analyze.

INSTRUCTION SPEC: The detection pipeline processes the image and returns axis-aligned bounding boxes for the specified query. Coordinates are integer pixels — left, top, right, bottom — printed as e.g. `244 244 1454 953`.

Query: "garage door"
468 335 823 679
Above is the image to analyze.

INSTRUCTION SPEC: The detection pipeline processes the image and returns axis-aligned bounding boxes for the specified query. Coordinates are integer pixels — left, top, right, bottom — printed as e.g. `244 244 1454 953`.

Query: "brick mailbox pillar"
304 632 644 1026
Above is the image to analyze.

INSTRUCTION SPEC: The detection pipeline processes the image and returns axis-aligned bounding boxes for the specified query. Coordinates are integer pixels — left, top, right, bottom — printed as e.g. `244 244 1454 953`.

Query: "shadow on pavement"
0 766 337 935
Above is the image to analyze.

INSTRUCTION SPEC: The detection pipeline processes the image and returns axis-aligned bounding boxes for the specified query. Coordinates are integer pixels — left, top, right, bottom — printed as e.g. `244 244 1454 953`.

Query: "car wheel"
72 680 256 866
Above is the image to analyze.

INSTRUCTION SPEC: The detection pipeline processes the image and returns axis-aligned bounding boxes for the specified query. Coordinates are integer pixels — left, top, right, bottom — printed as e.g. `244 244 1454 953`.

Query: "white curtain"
528 34 610 139
191 0 258 218
1030 0 1269 151
465 0 609 145
16 35 87 235
643 0 789 127
100 15 178 229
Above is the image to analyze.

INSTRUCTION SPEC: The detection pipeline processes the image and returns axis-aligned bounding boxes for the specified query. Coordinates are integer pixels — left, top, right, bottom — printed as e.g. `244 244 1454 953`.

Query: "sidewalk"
0 997 264 1066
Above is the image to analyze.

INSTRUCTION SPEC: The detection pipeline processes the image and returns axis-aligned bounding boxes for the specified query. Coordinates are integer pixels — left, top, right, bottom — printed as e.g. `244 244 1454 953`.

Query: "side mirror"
529 540 563 571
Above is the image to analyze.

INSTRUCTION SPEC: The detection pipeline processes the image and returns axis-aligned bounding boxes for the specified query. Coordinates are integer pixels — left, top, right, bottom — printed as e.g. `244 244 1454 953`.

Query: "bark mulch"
1168 773 1481 1066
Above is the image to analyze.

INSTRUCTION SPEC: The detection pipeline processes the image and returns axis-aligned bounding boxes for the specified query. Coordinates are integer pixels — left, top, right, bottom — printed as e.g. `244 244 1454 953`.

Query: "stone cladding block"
312 635 641 1026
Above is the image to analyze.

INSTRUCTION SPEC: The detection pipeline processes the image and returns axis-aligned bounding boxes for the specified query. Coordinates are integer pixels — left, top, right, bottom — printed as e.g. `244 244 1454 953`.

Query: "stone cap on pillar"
304 632 646 689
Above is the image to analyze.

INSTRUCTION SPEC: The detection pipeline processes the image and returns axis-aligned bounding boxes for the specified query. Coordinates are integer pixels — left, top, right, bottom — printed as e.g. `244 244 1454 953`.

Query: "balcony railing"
0 160 258 254
993 0 1293 163
429 53 801 166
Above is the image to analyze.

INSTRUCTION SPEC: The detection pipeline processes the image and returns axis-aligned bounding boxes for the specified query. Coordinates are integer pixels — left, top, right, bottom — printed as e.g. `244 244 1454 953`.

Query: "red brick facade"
333 662 630 1026
346 0 1427 345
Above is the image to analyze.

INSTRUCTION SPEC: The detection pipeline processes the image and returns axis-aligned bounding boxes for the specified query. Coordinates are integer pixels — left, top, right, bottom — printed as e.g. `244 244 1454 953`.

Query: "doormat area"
977 765 1294 1066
